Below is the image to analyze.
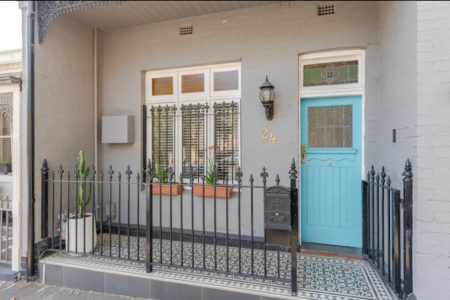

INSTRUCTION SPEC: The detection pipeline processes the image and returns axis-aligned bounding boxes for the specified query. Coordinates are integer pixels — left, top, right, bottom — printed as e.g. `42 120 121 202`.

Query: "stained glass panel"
303 60 358 87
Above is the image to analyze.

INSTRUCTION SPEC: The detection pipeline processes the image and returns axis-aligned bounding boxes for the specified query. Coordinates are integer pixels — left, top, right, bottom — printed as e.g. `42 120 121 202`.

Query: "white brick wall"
415 1 450 299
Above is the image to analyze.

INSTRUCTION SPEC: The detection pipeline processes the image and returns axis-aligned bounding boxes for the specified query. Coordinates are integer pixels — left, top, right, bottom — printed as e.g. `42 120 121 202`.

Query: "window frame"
146 62 241 182
299 50 365 97
146 71 177 103
210 65 241 99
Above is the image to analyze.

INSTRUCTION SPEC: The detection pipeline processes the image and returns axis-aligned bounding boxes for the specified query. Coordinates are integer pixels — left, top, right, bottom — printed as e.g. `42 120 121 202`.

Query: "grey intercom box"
101 115 134 144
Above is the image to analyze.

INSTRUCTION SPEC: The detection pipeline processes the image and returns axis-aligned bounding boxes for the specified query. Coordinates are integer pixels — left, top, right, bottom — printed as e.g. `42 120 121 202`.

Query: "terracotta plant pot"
152 183 183 196
193 184 233 198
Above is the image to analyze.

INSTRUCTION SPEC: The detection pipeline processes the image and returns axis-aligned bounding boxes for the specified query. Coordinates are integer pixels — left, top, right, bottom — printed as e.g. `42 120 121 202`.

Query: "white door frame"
298 49 366 245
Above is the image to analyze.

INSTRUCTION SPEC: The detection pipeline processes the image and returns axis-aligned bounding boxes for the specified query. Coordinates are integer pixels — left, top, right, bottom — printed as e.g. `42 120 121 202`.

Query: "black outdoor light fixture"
259 75 275 120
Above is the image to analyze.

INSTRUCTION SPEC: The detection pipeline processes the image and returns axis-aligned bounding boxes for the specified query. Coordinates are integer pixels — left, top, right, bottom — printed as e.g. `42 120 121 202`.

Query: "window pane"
151 105 176 175
308 105 352 148
213 70 239 92
182 104 206 180
152 77 173 96
303 60 358 87
214 102 239 181
181 74 204 94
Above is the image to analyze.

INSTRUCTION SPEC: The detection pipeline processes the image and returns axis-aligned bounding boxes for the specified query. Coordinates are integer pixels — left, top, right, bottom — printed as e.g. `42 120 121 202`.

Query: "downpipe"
26 0 36 280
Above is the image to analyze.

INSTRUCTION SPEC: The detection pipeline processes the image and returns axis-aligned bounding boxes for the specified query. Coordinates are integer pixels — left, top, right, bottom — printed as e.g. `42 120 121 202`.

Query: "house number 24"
261 128 277 144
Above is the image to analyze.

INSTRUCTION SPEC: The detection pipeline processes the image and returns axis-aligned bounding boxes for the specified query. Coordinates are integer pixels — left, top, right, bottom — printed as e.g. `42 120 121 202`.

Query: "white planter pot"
64 213 97 253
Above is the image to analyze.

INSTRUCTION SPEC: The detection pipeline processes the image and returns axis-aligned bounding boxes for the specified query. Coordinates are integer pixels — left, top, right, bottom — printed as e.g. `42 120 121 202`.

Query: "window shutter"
150 105 176 172
181 103 207 181
213 101 239 182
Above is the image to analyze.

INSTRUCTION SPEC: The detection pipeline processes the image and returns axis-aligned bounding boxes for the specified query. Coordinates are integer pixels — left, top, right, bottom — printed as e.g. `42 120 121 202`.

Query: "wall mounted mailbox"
102 115 134 144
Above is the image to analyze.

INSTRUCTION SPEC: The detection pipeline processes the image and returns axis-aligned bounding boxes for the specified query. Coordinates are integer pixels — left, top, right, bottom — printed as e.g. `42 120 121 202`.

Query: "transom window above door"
299 50 365 96
145 63 241 183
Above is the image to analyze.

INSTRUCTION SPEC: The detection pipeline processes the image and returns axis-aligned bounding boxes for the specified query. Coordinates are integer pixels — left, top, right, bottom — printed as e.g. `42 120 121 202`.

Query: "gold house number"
261 128 277 144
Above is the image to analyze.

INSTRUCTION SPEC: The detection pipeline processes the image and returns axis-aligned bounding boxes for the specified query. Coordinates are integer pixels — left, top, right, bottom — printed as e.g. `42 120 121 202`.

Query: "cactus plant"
76 151 93 218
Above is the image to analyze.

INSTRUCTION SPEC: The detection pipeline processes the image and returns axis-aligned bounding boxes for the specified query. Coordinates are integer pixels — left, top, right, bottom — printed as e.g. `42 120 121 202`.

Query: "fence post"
393 190 401 293
146 159 153 272
41 159 49 239
362 179 368 255
403 159 414 299
289 159 298 296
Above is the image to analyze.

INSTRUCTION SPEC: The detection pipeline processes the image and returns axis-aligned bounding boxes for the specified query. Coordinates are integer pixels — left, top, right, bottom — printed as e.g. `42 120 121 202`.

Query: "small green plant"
0 160 10 166
153 163 168 183
76 151 93 218
205 153 217 185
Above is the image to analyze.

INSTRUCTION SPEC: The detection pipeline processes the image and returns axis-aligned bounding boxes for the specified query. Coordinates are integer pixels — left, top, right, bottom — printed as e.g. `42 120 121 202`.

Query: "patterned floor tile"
42 234 395 300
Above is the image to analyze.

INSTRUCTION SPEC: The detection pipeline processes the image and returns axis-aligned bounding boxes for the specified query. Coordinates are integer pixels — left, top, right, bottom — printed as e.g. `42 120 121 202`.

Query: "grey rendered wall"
415 2 450 299
34 16 95 240
98 1 380 236
377 2 417 186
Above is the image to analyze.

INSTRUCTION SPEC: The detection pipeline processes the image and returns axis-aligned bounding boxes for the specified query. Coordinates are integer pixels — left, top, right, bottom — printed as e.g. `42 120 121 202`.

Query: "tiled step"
39 250 395 300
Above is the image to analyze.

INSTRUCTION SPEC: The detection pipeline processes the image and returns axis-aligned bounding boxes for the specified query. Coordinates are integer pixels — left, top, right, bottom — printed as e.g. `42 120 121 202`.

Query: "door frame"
298 49 365 246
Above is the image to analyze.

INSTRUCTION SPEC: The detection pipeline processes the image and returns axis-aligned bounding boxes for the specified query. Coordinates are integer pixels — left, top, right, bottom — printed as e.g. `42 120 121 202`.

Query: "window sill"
0 174 13 183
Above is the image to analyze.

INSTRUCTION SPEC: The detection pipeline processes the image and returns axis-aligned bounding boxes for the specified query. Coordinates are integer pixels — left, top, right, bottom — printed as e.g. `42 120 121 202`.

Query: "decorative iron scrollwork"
38 1 123 43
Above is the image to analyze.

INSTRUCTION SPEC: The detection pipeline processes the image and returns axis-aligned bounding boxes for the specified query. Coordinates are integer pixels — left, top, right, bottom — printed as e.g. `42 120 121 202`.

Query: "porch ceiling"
69 1 280 31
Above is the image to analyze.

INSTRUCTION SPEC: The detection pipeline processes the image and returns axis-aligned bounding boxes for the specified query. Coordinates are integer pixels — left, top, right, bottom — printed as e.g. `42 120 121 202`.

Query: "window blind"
150 105 176 172
181 104 207 181
214 101 239 182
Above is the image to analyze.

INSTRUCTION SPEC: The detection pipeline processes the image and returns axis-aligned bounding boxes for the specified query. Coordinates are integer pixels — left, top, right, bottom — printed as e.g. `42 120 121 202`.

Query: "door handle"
301 144 306 163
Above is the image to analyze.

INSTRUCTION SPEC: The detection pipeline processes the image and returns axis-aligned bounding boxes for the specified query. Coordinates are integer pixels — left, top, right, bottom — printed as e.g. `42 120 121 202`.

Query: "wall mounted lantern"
259 75 275 120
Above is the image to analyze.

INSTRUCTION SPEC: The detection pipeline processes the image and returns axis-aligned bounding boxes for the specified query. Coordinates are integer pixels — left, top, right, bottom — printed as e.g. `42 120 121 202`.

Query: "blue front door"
300 96 362 248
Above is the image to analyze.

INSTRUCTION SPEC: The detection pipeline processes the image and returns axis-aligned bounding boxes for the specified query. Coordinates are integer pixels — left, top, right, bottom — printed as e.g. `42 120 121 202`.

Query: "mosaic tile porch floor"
42 234 395 300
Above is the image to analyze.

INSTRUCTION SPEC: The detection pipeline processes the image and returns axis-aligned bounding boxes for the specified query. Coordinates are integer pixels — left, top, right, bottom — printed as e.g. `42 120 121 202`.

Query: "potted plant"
65 151 97 253
152 164 183 196
0 160 11 175
193 154 233 198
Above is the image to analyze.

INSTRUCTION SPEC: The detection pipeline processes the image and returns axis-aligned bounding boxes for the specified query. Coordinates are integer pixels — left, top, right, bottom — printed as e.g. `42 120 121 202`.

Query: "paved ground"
0 279 150 300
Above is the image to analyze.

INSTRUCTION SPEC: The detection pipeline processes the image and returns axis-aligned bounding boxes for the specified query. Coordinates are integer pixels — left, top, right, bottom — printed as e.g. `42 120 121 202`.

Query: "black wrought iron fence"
0 196 12 263
41 159 299 295
362 159 414 300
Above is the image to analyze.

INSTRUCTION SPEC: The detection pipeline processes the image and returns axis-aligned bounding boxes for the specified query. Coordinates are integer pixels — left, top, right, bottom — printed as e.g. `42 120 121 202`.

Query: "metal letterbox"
264 186 292 231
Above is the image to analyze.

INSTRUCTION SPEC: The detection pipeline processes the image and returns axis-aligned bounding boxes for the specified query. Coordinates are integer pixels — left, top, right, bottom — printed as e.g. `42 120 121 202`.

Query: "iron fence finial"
387 176 391 187
260 167 268 186
126 165 132 178
289 158 298 180
403 159 413 179
41 159 49 172
58 165 64 177
370 165 375 181
380 166 386 185
146 159 152 177
108 165 114 180
168 166 174 183
236 166 243 183
276 174 280 186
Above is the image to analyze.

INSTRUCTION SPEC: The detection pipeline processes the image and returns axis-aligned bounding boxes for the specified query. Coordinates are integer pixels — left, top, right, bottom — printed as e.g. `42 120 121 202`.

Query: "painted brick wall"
415 1 450 298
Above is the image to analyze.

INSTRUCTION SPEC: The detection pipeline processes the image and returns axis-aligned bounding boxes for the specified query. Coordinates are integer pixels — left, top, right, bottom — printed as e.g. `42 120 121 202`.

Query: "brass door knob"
301 144 306 163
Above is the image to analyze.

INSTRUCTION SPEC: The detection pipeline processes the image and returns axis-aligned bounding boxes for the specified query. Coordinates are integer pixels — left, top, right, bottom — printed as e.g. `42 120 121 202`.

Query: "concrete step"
0 263 18 281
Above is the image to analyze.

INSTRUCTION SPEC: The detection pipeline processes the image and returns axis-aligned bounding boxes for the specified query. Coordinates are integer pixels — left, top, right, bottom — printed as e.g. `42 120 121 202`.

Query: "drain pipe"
26 0 36 279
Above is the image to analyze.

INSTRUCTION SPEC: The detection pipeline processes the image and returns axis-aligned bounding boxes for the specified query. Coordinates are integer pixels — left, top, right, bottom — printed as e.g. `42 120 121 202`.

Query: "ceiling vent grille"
179 26 193 36
318 4 335 16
